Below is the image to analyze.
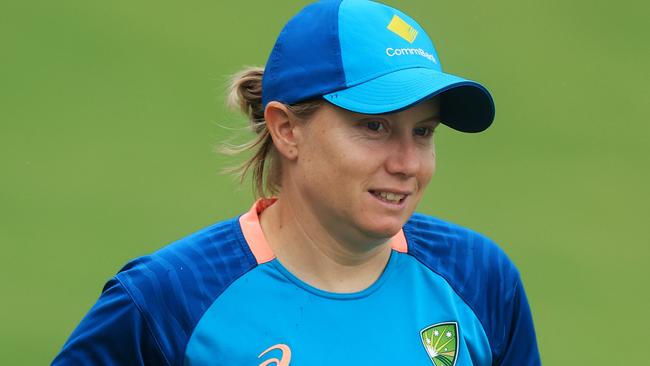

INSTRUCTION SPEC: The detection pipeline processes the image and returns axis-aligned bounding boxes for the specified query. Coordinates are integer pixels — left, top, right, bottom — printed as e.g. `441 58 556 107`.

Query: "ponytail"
221 66 322 198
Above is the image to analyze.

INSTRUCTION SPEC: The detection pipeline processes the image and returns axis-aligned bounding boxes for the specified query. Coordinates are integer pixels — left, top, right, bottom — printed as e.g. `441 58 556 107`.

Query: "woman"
54 1 540 365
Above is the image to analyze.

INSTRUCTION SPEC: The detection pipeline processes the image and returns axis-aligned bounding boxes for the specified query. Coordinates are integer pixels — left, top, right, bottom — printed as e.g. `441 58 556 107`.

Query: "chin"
361 218 406 240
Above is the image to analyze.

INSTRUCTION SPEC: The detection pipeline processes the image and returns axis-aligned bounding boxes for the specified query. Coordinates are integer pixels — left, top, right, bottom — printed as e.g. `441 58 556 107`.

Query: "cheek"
300 137 363 188
311 131 368 174
419 151 436 185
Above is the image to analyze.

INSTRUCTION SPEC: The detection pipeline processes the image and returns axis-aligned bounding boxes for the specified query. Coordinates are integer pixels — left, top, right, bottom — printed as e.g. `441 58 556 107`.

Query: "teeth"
374 191 406 202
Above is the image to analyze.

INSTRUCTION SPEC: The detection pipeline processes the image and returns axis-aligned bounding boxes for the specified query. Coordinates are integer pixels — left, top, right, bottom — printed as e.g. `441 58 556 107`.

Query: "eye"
413 126 435 137
366 120 385 132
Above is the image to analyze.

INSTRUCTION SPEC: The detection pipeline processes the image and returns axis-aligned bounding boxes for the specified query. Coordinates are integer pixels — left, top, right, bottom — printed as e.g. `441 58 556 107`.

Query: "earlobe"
264 102 299 160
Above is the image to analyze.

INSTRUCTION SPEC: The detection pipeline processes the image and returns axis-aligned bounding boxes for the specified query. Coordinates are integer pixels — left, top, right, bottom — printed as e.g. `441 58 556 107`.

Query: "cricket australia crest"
420 322 459 366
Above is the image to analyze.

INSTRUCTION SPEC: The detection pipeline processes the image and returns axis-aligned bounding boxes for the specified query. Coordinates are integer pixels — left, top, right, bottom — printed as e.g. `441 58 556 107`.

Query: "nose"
385 136 421 178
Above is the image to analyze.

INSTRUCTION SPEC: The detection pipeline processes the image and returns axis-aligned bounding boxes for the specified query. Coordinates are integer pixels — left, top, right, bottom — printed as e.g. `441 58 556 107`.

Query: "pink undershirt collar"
238 198 408 264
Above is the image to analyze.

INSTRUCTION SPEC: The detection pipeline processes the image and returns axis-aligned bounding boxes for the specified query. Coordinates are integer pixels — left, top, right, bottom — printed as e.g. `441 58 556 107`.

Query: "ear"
264 101 300 160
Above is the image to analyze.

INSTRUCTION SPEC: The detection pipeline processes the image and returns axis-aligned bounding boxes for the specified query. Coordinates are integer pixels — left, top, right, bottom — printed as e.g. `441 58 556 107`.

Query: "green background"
2 0 648 364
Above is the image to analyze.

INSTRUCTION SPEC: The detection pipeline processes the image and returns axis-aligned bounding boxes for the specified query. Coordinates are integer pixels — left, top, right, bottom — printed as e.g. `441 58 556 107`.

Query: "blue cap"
262 0 495 132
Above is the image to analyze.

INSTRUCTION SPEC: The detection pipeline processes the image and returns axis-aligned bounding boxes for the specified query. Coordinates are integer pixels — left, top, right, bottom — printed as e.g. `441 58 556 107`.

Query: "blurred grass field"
1 0 648 364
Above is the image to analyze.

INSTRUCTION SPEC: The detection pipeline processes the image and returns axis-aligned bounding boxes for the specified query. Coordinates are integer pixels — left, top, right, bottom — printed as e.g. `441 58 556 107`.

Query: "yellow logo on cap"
387 15 418 43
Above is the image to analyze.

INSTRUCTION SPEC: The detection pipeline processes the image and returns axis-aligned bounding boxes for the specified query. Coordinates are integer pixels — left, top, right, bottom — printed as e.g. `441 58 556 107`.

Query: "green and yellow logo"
420 322 459 366
387 15 418 43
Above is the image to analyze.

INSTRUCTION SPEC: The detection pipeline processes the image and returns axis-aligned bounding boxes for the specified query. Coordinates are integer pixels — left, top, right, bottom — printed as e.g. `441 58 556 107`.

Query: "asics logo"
258 344 292 366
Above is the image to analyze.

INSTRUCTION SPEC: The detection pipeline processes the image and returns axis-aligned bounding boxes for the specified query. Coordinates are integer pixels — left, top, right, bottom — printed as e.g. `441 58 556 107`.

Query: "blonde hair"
222 66 323 198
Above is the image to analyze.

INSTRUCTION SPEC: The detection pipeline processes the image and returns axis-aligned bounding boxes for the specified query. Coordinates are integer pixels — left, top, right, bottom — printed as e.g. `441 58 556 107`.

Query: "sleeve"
495 278 541 366
51 278 169 366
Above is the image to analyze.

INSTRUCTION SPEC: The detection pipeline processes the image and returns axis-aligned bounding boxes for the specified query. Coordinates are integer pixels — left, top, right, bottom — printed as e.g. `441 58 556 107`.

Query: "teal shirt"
186 252 491 365
53 201 540 365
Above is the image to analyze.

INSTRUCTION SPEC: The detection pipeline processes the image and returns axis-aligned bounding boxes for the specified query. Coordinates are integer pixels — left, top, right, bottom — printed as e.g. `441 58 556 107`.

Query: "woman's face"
289 98 439 242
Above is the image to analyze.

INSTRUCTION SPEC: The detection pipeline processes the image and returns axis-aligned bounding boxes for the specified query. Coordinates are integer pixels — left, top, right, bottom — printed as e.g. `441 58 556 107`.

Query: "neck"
259 197 393 293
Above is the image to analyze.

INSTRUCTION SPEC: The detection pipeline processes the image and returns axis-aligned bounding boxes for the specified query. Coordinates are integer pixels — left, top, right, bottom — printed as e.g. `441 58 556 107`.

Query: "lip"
367 189 411 208
368 188 413 196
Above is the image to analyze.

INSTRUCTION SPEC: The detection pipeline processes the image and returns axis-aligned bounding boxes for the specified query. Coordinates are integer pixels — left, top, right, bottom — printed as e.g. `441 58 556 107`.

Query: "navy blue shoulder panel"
112 217 256 365
403 213 540 365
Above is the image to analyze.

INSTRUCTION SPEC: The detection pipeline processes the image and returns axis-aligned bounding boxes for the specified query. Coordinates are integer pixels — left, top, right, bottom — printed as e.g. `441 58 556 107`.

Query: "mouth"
368 190 409 205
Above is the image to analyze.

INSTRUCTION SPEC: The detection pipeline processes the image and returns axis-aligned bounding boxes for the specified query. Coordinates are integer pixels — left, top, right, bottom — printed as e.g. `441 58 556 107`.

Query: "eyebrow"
351 113 440 124
415 116 441 124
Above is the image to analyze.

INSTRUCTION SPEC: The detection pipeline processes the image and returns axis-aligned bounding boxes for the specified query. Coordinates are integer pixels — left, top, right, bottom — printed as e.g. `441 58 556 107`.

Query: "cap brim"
322 68 495 133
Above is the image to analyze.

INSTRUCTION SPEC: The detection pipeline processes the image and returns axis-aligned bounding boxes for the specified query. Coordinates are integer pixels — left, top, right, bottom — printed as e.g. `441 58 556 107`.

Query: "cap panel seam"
331 0 346 90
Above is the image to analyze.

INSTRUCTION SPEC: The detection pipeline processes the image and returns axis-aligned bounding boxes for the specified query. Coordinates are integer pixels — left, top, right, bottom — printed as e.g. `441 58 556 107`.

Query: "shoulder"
54 215 260 366
114 215 258 364
116 215 257 292
403 212 519 284
403 212 524 359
